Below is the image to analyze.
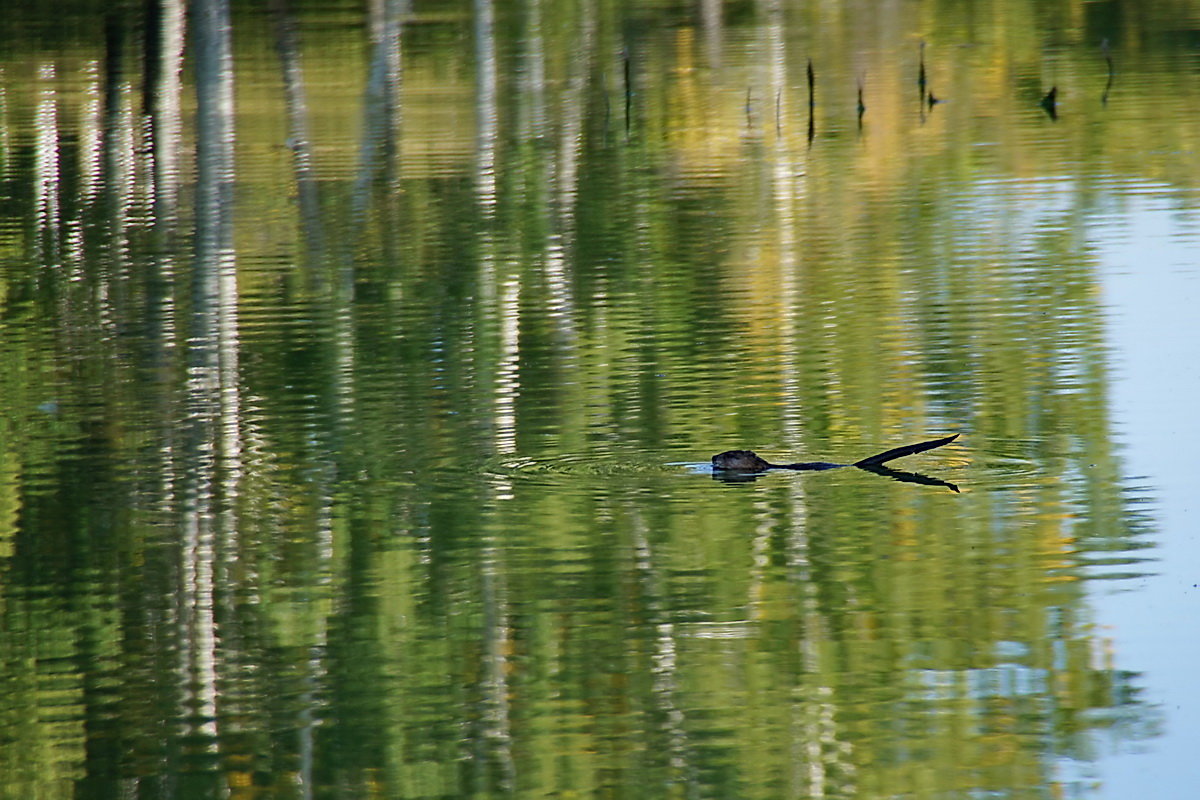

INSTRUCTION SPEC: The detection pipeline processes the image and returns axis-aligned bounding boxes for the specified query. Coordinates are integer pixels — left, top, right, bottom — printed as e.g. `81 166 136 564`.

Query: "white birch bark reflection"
179 0 240 757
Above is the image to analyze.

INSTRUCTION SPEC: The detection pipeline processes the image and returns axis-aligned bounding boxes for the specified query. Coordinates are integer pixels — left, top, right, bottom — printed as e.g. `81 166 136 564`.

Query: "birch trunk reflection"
143 0 185 377
34 64 61 267
144 0 186 226
268 0 324 259
473 1 516 790
179 0 240 765
350 0 404 229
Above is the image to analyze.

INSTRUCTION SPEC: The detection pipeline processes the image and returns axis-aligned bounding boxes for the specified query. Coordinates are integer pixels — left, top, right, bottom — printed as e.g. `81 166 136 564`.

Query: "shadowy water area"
2 0 1198 796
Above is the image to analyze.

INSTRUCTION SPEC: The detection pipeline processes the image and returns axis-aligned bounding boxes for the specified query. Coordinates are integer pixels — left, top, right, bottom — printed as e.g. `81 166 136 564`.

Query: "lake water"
1 0 1198 797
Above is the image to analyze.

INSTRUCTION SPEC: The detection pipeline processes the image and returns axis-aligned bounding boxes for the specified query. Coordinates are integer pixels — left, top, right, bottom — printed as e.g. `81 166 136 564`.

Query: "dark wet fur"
709 450 772 471
712 434 959 480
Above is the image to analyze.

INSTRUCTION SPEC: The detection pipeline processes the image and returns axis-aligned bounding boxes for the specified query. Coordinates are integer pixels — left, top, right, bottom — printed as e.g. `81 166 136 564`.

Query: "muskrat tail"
852 434 959 467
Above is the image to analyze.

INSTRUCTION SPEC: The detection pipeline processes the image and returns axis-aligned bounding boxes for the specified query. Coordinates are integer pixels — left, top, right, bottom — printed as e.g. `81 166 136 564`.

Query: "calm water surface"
1 0 1197 797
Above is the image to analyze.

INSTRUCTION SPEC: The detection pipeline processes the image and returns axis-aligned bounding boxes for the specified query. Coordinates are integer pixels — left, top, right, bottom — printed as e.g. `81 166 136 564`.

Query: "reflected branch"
854 463 959 492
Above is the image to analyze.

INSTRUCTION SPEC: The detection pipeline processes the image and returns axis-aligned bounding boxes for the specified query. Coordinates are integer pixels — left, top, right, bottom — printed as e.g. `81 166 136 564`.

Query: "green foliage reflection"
0 0 1177 796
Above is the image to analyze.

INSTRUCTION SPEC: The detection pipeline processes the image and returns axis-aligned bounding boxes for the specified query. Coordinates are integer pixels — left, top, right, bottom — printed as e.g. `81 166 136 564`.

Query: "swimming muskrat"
712 434 959 477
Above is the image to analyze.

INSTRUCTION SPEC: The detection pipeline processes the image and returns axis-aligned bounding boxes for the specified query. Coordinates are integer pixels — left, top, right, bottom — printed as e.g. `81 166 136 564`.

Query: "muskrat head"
711 450 772 471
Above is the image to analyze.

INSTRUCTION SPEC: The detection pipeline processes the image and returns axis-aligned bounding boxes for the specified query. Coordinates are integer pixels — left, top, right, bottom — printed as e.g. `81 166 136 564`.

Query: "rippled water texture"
1 0 1198 797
